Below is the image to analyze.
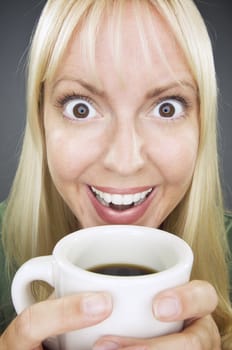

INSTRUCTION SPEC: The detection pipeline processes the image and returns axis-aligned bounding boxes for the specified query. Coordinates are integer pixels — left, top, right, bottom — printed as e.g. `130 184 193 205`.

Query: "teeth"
91 187 152 207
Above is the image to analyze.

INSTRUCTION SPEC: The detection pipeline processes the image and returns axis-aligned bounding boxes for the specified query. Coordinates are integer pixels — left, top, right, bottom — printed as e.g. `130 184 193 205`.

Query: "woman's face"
44 5 199 228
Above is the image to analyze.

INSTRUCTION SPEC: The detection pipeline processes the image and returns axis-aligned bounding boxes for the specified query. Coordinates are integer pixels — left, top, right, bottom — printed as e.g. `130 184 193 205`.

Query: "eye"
63 98 97 120
153 98 185 119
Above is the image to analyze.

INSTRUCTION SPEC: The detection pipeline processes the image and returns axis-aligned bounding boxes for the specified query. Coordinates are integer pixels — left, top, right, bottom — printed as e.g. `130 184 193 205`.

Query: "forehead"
54 1 193 90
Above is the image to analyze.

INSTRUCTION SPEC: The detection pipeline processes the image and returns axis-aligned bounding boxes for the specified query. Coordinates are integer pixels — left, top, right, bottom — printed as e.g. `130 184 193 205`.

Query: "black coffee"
88 263 158 276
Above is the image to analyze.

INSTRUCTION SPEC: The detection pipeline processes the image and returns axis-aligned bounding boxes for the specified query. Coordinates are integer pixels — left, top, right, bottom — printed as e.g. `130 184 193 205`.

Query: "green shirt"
0 203 16 333
0 202 232 334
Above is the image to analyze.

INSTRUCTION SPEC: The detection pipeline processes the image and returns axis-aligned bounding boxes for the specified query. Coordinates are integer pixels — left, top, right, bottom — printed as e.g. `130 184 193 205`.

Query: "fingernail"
82 293 112 316
153 296 181 320
93 341 120 350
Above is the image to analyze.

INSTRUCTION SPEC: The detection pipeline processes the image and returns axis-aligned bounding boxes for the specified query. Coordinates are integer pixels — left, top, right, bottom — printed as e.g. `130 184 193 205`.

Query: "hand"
0 292 112 350
93 280 221 350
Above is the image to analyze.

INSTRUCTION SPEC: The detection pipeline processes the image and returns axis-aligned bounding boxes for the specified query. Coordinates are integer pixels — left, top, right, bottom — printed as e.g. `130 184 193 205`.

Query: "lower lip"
87 187 156 224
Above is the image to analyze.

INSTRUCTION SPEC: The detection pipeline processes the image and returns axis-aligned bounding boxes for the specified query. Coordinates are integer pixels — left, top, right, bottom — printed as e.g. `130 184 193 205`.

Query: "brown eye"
73 103 89 118
153 99 184 120
63 98 97 120
159 102 175 118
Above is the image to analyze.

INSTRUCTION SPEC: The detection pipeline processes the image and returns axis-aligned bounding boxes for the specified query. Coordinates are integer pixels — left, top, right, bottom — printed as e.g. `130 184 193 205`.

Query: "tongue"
110 203 134 211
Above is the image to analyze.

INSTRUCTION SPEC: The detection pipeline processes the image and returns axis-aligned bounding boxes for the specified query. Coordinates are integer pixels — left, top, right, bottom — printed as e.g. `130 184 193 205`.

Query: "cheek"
45 128 101 183
148 129 198 185
166 141 197 184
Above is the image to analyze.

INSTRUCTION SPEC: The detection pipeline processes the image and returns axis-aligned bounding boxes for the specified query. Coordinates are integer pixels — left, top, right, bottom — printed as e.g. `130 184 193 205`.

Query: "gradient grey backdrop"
0 1 232 209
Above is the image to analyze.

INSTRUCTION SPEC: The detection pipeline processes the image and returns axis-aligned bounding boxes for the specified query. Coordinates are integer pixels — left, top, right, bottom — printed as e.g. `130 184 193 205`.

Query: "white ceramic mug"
11 225 193 350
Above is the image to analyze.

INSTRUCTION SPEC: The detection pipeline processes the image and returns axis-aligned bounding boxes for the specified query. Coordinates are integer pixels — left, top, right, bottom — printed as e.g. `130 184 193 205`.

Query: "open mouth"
90 186 153 211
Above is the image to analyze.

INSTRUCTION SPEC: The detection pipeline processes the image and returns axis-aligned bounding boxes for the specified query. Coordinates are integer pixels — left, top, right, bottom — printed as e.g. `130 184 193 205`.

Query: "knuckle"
16 308 33 338
60 297 74 329
202 281 218 305
0 329 9 349
190 280 218 313
182 315 221 350
181 331 202 350
15 307 39 344
209 317 221 349
55 295 80 331
201 280 217 301
54 297 70 332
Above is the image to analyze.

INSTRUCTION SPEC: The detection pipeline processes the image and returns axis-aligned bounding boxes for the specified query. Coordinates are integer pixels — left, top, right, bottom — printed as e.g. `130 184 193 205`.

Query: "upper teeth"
91 186 152 206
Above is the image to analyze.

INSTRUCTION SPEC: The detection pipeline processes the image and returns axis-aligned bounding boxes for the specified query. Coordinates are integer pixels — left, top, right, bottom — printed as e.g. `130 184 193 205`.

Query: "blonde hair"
2 0 232 347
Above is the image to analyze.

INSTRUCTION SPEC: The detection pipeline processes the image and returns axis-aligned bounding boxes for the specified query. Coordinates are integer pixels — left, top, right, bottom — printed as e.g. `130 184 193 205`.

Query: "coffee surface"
88 263 157 276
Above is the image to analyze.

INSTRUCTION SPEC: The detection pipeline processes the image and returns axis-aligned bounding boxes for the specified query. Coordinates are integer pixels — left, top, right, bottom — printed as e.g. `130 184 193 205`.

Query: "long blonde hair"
3 0 232 347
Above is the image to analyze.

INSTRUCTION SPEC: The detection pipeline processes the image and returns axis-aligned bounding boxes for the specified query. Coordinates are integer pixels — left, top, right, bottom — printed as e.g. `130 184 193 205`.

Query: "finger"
0 292 112 350
93 315 221 350
93 333 191 350
183 315 221 350
152 280 218 322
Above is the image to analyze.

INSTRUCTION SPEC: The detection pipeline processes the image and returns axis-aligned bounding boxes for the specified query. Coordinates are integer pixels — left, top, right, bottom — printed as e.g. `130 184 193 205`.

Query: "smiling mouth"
90 186 153 211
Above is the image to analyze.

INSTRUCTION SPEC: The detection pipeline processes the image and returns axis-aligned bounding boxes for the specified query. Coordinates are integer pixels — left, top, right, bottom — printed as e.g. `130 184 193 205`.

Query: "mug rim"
52 225 193 281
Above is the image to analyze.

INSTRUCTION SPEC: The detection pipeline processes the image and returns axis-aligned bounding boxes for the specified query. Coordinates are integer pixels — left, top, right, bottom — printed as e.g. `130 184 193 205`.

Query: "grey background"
0 1 232 209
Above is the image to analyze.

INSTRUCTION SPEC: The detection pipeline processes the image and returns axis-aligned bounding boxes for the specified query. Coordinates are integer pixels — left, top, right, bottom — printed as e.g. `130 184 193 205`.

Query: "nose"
103 119 145 175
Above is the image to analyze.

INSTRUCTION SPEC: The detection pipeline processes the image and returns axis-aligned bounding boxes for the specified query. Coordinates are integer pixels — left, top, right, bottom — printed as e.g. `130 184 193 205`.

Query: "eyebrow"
52 78 105 97
52 78 197 99
145 81 197 99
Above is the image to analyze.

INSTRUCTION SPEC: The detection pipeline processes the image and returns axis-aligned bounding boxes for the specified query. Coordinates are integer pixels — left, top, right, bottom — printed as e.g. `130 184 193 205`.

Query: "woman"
0 0 231 349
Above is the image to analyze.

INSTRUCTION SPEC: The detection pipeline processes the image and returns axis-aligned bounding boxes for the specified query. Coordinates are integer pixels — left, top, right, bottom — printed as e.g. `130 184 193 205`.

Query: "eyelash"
55 92 93 109
55 92 191 122
152 95 191 121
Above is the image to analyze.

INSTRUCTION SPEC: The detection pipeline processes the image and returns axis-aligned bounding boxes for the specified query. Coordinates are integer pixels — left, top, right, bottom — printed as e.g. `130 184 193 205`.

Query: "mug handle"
11 256 54 314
